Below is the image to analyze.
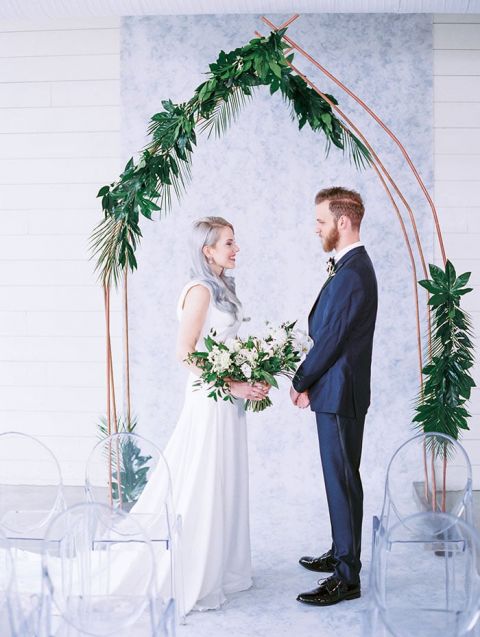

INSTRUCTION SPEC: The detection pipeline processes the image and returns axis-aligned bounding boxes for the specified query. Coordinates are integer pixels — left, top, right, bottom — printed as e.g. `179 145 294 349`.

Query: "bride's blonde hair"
190 216 242 319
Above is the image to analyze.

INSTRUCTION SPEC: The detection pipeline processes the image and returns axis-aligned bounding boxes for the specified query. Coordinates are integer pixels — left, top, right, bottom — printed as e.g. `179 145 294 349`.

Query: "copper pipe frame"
258 16 450 506
262 15 447 267
103 283 123 509
254 32 425 383
260 20 435 298
124 269 132 428
103 284 113 506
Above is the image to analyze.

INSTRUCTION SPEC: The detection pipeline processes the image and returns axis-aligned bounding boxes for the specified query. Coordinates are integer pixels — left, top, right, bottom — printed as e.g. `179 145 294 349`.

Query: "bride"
10 217 269 621
157 216 269 613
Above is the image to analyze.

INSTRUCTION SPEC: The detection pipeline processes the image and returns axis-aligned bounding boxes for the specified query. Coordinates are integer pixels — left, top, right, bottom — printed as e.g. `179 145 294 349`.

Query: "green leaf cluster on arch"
90 28 371 286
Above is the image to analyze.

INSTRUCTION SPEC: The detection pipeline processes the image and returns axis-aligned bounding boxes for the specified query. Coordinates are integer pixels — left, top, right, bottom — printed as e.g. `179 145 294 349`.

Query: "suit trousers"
315 411 365 585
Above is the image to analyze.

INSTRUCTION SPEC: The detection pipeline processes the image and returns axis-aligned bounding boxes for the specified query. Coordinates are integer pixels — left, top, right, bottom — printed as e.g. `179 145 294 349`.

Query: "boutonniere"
326 257 336 277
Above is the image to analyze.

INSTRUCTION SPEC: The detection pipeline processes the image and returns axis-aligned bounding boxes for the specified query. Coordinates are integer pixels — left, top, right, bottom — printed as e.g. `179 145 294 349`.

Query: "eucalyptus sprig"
414 261 475 448
91 28 372 286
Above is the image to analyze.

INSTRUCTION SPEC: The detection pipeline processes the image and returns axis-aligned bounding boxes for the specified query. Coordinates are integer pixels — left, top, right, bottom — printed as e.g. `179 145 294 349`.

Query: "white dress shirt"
334 241 364 264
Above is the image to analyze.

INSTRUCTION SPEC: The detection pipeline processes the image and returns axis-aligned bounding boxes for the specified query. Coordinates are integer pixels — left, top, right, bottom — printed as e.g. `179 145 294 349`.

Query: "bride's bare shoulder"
181 282 211 311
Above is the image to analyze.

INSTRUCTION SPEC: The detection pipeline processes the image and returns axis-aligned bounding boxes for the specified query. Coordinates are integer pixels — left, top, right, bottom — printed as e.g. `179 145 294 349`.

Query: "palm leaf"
199 87 253 139
339 126 372 170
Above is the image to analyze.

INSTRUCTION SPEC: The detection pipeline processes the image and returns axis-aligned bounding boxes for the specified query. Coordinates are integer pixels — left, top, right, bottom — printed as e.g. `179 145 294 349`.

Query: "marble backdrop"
121 12 433 624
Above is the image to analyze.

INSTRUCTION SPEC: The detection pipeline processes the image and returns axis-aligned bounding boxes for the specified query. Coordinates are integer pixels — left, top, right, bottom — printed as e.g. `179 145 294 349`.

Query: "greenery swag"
90 28 371 286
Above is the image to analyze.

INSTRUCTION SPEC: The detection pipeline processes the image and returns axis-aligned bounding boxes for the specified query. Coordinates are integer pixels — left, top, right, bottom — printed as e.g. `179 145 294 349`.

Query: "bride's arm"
176 285 210 376
175 285 268 400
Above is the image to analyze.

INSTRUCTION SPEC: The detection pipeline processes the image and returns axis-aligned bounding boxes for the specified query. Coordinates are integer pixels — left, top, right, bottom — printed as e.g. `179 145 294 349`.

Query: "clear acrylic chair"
84 433 184 622
0 526 40 636
0 432 65 542
41 501 176 636
375 432 473 540
0 431 66 616
368 511 480 637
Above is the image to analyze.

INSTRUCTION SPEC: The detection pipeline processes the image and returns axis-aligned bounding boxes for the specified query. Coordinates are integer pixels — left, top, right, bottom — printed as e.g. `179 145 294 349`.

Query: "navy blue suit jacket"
292 246 377 418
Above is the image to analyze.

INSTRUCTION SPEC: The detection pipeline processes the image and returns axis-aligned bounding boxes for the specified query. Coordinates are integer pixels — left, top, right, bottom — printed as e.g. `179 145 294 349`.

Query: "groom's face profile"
315 200 339 253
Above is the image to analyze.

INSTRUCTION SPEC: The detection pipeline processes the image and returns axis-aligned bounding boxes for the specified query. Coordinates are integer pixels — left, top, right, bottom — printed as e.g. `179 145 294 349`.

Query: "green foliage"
97 416 153 505
91 29 372 286
414 261 475 450
187 320 309 412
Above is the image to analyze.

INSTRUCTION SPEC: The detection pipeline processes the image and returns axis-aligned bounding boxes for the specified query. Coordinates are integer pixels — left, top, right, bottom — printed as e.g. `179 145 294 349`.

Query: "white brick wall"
0 18 122 484
434 14 480 486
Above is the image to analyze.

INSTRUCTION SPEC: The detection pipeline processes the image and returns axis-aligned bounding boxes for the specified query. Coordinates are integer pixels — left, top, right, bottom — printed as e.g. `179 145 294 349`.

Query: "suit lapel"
308 275 334 321
308 247 366 323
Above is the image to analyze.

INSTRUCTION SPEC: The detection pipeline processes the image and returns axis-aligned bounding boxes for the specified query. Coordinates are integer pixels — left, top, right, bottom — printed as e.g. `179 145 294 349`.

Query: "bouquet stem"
245 397 273 412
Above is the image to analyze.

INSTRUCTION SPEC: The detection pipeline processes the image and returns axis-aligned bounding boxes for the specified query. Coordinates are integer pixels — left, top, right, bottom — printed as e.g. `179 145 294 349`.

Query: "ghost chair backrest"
382 432 472 531
0 526 41 636
85 432 174 540
0 527 16 635
42 501 159 636
371 511 480 637
0 431 64 537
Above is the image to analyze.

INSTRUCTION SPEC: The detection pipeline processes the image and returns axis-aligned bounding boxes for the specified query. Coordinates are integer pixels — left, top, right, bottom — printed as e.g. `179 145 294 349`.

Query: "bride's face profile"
204 226 239 274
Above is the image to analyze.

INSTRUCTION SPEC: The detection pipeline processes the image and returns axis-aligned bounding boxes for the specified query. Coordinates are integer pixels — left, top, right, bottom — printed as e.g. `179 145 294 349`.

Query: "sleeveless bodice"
177 280 243 345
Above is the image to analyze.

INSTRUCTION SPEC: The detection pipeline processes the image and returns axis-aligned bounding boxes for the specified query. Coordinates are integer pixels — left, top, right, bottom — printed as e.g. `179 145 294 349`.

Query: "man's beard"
322 224 339 253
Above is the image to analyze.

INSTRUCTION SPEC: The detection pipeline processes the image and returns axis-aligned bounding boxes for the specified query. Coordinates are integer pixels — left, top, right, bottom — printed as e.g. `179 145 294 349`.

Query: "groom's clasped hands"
290 386 310 409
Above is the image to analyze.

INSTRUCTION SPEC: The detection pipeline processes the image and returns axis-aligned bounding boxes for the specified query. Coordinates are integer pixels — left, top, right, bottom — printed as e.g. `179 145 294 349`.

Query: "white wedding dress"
157 280 253 612
10 280 252 618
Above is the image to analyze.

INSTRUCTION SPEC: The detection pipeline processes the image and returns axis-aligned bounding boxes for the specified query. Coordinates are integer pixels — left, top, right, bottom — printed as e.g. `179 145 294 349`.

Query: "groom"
290 187 377 606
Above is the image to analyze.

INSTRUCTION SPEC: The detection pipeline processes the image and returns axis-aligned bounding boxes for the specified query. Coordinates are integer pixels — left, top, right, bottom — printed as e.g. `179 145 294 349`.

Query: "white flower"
261 341 276 358
234 348 250 365
241 363 252 379
208 346 232 373
207 346 221 363
292 329 313 355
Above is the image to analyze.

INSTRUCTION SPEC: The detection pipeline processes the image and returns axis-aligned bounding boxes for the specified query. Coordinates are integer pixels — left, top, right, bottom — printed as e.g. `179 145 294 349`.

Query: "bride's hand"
228 381 270 401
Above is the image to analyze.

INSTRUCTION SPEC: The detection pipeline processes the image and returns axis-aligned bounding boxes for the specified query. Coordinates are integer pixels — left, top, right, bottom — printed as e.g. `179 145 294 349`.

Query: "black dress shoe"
299 549 337 573
297 575 361 606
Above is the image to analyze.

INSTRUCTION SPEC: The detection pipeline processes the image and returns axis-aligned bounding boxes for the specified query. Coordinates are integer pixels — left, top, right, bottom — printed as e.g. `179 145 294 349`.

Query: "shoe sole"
297 591 361 606
298 561 336 573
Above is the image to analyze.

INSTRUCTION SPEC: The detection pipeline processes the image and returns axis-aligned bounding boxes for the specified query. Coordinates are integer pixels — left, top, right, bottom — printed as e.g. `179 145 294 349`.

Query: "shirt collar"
334 241 364 265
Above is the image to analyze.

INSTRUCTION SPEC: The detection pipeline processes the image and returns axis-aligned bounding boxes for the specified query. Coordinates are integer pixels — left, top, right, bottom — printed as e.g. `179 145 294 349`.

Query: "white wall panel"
435 103 480 128
434 16 480 486
434 23 480 47
0 131 120 158
435 76 480 102
435 180 479 206
0 261 103 285
435 129 480 154
51 80 119 106
0 106 120 134
0 82 50 107
435 155 480 180
0 286 109 311
0 54 119 82
434 50 480 75
0 28 119 56
0 336 121 363
2 184 104 209
0 17 121 485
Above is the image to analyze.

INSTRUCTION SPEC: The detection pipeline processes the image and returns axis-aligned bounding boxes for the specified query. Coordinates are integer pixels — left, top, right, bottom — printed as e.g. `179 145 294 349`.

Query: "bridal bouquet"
187 321 312 412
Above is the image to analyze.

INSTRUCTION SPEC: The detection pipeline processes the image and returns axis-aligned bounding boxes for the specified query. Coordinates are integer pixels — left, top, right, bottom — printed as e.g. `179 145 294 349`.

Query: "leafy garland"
414 261 475 444
90 28 371 286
